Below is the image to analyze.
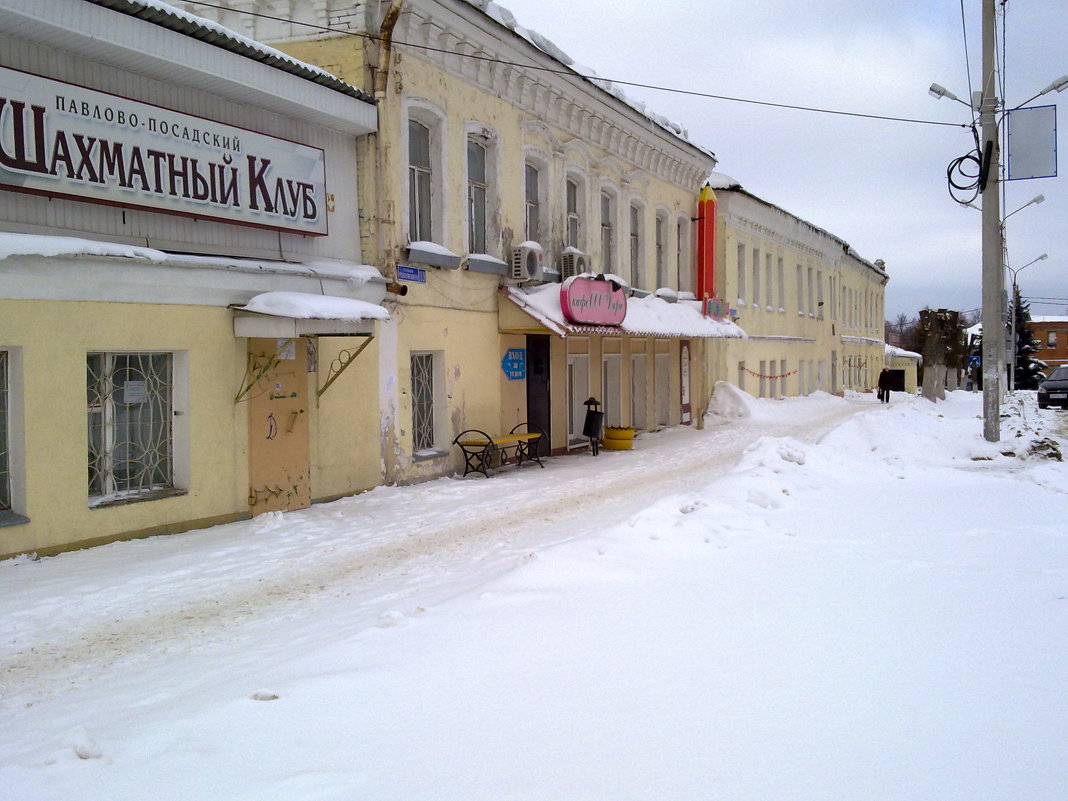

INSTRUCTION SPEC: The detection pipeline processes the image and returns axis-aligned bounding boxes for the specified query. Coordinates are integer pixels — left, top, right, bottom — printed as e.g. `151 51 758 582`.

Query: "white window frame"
565 175 585 251
654 211 667 288
675 214 691 293
566 353 590 446
602 352 623 428
764 252 774 310
467 138 488 254
631 351 648 430
465 123 499 256
408 119 432 243
629 200 644 288
737 243 747 305
751 248 761 309
654 351 671 428
600 188 617 276
777 257 785 312
524 161 542 245
405 101 447 245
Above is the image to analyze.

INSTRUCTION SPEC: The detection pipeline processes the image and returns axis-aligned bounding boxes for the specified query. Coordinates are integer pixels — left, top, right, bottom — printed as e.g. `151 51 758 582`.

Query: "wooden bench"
453 423 546 477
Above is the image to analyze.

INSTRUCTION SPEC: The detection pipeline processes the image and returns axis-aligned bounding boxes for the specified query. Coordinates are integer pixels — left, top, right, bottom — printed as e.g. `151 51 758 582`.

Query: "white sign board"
0 65 328 235
1006 104 1057 181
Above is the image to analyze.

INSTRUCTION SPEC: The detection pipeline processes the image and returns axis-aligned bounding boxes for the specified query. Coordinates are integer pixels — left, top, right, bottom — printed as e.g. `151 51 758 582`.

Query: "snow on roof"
886 344 921 361
236 291 389 321
1030 315 1068 323
407 240 461 258
505 282 746 339
88 0 372 103
468 1 703 153
706 175 887 278
706 171 742 190
0 232 167 262
0 232 386 284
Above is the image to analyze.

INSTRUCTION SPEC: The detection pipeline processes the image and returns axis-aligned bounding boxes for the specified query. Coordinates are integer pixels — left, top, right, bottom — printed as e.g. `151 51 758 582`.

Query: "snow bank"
2 390 1066 801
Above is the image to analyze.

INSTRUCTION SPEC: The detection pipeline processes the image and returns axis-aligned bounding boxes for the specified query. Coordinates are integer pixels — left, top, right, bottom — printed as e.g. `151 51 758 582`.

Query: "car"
1038 366 1068 409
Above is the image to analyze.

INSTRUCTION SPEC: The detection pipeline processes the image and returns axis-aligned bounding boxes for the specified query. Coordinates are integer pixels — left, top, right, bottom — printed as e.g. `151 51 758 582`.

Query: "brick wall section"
1031 319 1068 371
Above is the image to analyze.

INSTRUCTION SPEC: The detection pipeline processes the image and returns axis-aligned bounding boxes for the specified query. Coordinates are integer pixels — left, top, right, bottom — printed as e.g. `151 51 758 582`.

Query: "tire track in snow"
0 399 870 707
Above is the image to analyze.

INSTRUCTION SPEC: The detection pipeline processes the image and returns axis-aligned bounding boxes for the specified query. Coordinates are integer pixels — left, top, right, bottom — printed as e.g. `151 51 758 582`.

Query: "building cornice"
395 1 713 190
179 0 715 191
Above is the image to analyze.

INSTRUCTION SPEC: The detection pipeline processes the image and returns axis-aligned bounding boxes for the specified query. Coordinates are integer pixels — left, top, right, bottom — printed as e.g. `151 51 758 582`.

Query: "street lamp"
928 83 970 107
1015 74 1068 109
932 0 1062 443
1003 193 1045 221
1007 252 1049 392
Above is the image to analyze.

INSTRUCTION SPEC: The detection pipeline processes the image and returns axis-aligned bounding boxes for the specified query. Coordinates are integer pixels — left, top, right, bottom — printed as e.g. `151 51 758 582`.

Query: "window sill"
0 510 30 528
89 488 188 510
413 448 449 463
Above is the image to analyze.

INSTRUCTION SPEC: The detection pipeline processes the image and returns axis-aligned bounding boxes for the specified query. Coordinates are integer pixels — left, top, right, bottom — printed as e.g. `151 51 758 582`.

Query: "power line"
179 0 968 129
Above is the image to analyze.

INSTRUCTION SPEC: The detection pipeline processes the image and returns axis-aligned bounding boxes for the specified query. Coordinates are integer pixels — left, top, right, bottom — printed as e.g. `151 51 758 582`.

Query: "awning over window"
500 285 746 339
232 291 390 337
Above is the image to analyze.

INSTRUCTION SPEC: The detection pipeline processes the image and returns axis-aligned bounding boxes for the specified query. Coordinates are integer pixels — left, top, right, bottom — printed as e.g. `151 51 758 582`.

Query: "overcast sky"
496 0 1067 321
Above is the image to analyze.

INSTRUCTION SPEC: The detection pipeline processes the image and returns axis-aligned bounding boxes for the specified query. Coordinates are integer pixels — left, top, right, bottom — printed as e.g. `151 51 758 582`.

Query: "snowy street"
2 388 1067 800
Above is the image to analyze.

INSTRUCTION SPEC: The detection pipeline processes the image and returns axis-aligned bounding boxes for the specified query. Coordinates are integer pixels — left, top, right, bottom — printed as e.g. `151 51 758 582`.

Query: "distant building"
884 346 921 394
1030 316 1068 371
706 172 888 398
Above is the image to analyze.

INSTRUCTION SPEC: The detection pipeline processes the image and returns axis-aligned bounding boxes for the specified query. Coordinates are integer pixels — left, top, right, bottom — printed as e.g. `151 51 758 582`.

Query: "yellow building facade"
709 174 888 398
0 0 384 557
206 0 741 482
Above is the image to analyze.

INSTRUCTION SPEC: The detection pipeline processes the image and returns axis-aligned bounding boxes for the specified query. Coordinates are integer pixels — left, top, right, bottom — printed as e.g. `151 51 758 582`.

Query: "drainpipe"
372 1 405 485
373 0 404 283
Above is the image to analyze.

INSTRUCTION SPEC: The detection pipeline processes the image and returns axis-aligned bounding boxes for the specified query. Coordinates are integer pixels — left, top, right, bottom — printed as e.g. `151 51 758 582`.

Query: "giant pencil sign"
0 66 328 235
560 275 627 325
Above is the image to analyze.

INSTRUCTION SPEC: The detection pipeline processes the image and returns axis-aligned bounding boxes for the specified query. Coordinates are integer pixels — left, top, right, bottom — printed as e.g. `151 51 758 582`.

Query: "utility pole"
980 0 1002 442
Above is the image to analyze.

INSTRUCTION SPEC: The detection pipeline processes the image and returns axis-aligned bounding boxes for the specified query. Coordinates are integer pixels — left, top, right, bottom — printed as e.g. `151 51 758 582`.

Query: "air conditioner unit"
510 245 543 281
560 250 589 279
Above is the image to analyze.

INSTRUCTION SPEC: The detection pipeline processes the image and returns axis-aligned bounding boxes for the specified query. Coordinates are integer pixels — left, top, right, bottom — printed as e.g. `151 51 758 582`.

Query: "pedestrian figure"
877 367 893 403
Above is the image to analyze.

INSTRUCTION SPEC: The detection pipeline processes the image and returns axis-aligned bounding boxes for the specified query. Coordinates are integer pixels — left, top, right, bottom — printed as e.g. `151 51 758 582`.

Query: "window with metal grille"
408 119 432 242
411 352 435 452
0 351 10 512
87 352 173 505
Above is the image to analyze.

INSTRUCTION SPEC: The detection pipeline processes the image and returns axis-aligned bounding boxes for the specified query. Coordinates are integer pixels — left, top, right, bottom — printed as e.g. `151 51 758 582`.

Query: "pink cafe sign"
560 276 627 325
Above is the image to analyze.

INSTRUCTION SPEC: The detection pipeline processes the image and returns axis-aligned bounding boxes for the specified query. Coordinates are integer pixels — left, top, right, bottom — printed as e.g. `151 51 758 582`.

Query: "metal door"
525 335 551 455
247 337 311 515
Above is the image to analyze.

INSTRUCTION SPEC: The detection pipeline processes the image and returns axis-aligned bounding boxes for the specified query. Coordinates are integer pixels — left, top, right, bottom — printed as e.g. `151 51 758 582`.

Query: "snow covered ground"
1 387 1066 801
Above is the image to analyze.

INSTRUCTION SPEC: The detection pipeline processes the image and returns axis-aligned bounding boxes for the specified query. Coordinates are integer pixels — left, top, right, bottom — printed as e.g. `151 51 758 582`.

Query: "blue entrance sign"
502 348 526 380
396 264 426 283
